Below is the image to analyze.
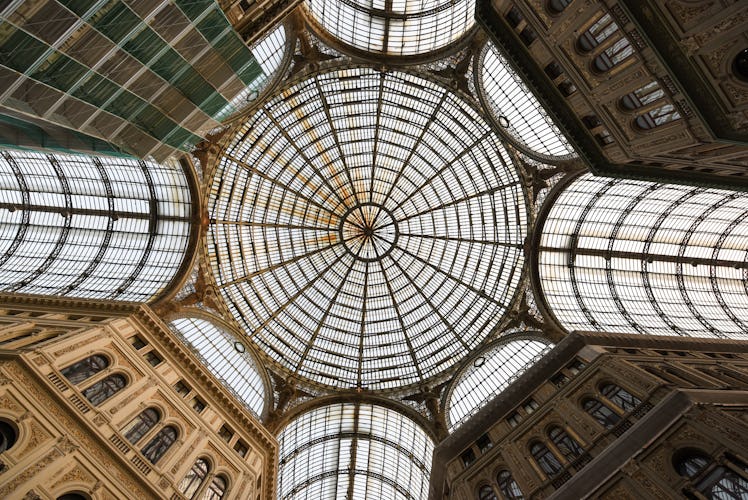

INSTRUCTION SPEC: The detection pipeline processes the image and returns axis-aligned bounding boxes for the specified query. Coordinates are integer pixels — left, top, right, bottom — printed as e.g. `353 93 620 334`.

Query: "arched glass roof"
0 149 191 301
169 317 266 418
305 0 475 57
207 66 526 391
538 173 748 338
278 402 433 500
479 43 575 159
215 24 288 121
446 337 552 431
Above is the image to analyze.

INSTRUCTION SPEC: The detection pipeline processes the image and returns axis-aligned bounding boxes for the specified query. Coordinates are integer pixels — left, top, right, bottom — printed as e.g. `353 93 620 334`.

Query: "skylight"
207 67 527 391
479 42 575 159
446 336 553 431
539 173 748 339
0 149 191 301
278 403 433 500
169 317 267 418
305 0 475 56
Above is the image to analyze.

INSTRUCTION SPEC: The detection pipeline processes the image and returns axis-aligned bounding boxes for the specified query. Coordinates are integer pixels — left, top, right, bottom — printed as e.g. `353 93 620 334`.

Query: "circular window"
733 48 748 81
208 66 527 391
0 420 16 453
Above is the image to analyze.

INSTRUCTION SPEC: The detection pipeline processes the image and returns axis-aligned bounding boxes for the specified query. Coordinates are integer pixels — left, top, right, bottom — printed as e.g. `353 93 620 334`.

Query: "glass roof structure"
305 0 475 56
7 4 748 499
446 336 552 431
0 148 191 301
538 173 748 339
479 43 576 160
169 317 267 418
278 402 433 500
207 66 526 392
215 25 289 122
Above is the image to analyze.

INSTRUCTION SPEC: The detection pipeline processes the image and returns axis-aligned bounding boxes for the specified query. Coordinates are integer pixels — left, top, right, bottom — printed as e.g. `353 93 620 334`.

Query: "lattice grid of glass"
447 337 552 431
0 149 191 301
305 0 475 56
539 173 748 339
278 403 433 500
215 25 288 121
208 67 526 390
480 43 574 159
169 317 266 418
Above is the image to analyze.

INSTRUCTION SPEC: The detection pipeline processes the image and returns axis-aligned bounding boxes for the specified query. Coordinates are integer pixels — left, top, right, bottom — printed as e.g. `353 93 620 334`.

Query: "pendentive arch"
166 308 271 421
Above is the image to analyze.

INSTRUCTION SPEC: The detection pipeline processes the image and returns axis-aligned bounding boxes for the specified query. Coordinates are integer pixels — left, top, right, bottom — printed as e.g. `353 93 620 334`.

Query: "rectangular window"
144 351 162 367
567 359 586 375
173 380 190 397
551 373 569 388
476 434 492 453
191 397 206 413
219 425 233 442
130 335 147 350
234 439 248 457
460 448 476 467
507 412 522 428
523 399 539 414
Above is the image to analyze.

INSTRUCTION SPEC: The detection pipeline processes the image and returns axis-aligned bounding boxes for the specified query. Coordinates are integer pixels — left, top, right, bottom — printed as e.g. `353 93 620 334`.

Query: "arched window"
548 426 585 461
675 450 711 478
202 474 228 500
620 82 681 130
141 425 177 464
548 0 571 14
60 355 108 384
497 470 524 499
82 373 126 406
123 408 160 445
0 419 17 453
530 442 562 477
56 494 90 500
583 398 621 429
576 14 633 72
478 485 497 500
593 39 633 72
621 82 663 110
179 457 210 498
600 383 641 413
674 450 748 498
578 14 618 52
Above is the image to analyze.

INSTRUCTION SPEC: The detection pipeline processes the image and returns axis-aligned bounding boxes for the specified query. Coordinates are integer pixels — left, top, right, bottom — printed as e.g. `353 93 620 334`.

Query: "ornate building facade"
0 0 746 499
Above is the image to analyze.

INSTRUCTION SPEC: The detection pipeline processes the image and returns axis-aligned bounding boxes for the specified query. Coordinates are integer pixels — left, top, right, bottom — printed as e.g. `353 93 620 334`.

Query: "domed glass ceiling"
208 66 526 391
305 0 475 56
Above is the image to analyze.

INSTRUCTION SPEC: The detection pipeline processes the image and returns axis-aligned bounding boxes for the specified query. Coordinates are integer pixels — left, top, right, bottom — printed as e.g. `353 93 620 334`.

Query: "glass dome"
207 66 526 391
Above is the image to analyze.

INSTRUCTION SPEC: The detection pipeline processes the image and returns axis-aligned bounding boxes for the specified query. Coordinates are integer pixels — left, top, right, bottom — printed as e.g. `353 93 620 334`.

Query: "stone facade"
0 295 277 500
